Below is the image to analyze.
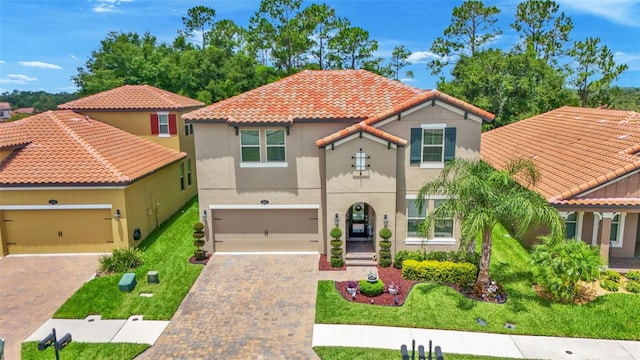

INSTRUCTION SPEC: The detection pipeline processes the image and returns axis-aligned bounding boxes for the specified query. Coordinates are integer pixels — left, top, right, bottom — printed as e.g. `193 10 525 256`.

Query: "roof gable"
0 110 186 186
58 85 204 111
481 106 640 202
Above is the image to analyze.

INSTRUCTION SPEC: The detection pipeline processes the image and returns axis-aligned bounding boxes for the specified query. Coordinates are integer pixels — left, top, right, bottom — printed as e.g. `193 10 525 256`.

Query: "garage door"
212 209 319 252
2 209 113 254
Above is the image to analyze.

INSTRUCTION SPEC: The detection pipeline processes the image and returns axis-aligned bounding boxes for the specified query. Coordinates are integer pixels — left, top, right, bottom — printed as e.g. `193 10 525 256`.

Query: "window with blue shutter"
411 126 456 165
444 127 456 161
410 128 422 164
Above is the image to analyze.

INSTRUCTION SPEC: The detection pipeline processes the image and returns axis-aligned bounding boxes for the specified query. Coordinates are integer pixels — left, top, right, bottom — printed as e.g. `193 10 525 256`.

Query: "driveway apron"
139 254 328 360
0 255 98 360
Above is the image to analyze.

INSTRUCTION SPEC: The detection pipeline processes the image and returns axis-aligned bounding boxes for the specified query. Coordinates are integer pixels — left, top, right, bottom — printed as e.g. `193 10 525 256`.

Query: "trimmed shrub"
99 247 144 274
331 239 343 247
330 256 344 268
330 227 343 239
448 250 481 267
331 248 343 256
393 249 426 269
379 227 392 240
379 249 391 258
358 279 385 296
378 258 392 268
626 270 640 282
604 269 621 283
626 281 640 294
401 259 477 286
601 279 619 292
379 240 392 249
425 251 449 262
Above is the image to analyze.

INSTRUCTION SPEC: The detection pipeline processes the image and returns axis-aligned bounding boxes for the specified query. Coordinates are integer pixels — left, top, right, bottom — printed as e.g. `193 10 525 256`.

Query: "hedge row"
402 259 477 286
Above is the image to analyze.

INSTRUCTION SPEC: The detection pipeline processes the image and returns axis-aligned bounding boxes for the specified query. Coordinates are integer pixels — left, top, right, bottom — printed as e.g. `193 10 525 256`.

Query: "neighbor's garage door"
212 209 318 252
2 209 113 254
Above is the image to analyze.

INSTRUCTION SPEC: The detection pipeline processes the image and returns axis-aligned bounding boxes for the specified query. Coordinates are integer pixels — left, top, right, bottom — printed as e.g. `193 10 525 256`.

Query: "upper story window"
179 161 185 191
410 124 456 168
184 123 194 136
151 112 177 137
239 128 287 167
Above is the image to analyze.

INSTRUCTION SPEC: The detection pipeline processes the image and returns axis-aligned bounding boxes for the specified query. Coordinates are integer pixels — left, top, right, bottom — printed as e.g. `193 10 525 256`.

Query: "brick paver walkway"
138 254 372 360
0 255 98 360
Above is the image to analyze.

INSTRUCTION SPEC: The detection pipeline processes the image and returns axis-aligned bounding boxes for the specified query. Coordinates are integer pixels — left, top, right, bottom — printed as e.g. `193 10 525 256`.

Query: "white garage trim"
0 204 113 210
209 204 319 210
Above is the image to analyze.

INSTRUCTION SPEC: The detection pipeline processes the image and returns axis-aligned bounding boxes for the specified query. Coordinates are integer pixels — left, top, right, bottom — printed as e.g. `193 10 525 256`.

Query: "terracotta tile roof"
183 70 423 124
14 107 34 114
551 198 640 206
58 85 204 110
317 89 495 147
316 121 407 148
481 106 640 202
0 110 186 186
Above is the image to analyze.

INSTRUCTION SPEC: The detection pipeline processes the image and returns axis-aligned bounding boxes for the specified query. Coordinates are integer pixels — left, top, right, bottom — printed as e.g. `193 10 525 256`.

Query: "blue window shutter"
410 128 422 164
444 127 456 161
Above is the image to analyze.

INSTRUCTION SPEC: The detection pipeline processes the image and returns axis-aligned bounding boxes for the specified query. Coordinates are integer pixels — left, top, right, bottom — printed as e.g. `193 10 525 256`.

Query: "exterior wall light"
335 213 340 227
114 209 121 221
383 214 389 228
260 199 269 205
202 209 207 222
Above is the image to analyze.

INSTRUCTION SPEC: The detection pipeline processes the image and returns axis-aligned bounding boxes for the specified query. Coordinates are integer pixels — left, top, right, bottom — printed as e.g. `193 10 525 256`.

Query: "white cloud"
70 54 78 59
93 0 134 13
0 74 38 84
400 78 416 83
614 51 640 71
557 0 640 27
56 86 79 92
19 61 62 69
0 60 5 64
407 51 454 64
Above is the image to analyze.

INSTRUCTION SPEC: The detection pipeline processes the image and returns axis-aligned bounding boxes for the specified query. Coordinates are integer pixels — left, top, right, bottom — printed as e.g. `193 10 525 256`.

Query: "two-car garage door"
211 208 319 252
1 209 113 254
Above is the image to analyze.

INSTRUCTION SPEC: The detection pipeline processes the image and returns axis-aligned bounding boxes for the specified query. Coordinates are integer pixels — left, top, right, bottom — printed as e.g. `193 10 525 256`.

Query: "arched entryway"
345 202 375 253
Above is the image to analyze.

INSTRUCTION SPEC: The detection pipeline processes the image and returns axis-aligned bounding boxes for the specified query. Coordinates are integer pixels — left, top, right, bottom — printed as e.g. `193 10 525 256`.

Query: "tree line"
6 0 635 129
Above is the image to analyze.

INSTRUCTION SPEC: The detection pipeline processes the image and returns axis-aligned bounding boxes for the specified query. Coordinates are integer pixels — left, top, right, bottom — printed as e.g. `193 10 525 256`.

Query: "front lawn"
315 225 640 340
21 342 148 360
313 347 523 360
54 197 203 320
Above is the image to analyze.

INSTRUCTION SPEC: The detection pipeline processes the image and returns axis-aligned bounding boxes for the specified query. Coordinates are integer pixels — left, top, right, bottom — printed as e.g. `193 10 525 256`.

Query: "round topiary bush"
379 249 391 259
379 227 392 240
379 240 391 249
358 279 385 296
330 227 343 240
331 239 343 247
626 281 640 294
331 256 344 268
331 248 343 256
378 258 392 268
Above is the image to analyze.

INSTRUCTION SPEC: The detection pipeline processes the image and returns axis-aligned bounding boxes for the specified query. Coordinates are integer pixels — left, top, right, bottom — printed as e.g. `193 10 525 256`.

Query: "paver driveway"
138 254 368 360
0 255 98 360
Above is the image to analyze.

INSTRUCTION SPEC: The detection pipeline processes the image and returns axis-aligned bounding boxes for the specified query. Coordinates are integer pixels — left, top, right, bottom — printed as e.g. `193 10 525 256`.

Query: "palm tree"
416 158 563 289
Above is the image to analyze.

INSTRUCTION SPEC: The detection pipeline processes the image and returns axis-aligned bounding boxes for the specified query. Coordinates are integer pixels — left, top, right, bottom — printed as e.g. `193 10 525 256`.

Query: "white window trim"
419 123 446 168
559 211 583 240
157 111 170 136
404 195 456 245
239 128 288 167
610 213 626 248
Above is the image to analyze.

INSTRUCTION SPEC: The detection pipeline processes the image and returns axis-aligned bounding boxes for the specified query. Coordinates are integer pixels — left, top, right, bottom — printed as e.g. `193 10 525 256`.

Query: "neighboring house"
0 110 188 255
0 102 11 120
58 85 204 199
183 70 494 260
481 106 640 263
13 107 35 114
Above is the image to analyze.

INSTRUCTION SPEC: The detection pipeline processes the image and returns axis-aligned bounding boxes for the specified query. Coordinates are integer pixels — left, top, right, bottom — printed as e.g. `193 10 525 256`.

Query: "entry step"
345 252 377 267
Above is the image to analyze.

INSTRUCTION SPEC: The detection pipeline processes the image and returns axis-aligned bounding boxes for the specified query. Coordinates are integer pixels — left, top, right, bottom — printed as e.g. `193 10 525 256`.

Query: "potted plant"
330 227 344 268
378 227 393 267
387 282 399 295
192 221 206 261
346 280 358 298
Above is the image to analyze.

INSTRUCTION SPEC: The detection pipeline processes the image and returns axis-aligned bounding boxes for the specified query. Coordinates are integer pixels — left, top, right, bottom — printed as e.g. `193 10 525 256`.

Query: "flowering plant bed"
336 265 417 306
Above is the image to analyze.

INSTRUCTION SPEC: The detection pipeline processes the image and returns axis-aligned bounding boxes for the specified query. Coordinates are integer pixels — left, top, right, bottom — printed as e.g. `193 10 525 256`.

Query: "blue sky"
0 0 639 94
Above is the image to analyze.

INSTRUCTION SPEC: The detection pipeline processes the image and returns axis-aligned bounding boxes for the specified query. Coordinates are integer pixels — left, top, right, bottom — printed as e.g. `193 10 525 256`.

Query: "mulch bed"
336 266 418 306
318 254 346 271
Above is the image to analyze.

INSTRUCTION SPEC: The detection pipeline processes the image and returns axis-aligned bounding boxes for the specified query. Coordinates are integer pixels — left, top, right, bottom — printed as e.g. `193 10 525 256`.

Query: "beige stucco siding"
578 172 640 199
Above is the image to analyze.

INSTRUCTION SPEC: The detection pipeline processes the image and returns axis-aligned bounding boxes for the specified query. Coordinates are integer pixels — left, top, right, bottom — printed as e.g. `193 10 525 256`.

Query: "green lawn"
314 346 524 360
316 225 640 340
21 342 148 360
54 197 203 320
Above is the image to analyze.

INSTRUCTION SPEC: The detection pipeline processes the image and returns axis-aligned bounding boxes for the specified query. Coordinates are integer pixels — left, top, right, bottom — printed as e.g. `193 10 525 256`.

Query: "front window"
434 199 454 238
422 129 444 163
565 213 577 239
158 114 169 135
407 199 427 237
240 128 287 167
240 130 260 162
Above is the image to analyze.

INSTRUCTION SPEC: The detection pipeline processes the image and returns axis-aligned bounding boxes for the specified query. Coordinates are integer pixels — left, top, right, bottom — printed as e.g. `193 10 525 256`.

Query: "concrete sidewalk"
312 324 640 360
26 315 169 345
